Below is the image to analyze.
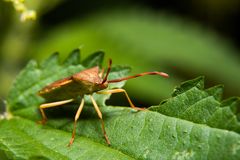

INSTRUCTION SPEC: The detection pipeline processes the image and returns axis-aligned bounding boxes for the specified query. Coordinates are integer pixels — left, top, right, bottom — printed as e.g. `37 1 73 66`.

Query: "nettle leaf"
0 117 133 160
1 52 240 159
7 49 129 112
82 51 104 68
63 48 81 66
150 77 240 133
2 106 240 160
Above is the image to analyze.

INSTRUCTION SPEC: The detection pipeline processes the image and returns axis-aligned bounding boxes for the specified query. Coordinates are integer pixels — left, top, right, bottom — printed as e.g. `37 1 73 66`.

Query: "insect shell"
38 66 108 101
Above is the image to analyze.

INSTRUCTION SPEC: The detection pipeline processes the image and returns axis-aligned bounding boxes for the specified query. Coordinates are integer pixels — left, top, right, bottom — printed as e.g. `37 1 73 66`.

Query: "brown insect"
38 59 169 146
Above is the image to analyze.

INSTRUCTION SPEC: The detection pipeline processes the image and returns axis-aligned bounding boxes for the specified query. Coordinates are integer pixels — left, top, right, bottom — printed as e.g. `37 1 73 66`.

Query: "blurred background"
0 0 240 109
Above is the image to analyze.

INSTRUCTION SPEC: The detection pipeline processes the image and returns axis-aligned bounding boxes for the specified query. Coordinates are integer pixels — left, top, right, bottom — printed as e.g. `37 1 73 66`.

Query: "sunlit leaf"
1 52 240 159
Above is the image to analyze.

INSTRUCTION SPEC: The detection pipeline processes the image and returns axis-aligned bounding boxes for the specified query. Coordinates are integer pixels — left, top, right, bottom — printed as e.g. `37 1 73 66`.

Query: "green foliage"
30 10 240 103
0 118 133 160
149 77 240 133
1 51 240 159
7 49 130 112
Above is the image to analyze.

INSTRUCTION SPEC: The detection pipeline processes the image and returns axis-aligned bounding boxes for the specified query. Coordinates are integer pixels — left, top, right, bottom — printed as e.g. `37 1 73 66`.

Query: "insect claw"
106 139 111 146
67 138 74 147
132 107 146 111
37 119 47 125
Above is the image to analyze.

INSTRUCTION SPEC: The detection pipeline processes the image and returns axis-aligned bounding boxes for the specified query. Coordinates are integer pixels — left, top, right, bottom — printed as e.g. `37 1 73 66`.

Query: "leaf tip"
82 50 105 68
172 76 205 97
40 52 60 68
63 48 81 65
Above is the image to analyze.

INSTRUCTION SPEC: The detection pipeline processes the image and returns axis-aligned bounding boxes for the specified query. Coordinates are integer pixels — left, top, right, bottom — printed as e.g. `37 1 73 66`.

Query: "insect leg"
97 89 144 110
68 98 85 147
89 95 110 145
38 99 74 124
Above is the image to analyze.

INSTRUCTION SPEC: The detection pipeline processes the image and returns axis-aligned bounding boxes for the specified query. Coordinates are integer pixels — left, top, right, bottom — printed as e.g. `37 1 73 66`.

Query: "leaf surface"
150 77 240 133
7 50 129 112
1 51 240 159
0 117 134 160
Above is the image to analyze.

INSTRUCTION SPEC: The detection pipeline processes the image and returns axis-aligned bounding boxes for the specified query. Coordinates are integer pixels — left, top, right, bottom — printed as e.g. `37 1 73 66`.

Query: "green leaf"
0 117 134 160
221 97 240 114
30 9 240 103
2 52 240 159
82 51 104 68
40 52 60 69
7 51 84 112
3 106 240 160
63 48 81 66
205 85 224 101
172 76 205 97
149 76 240 133
7 49 130 112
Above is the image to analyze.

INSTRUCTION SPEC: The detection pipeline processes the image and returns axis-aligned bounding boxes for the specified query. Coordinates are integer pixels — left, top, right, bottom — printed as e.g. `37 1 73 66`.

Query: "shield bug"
38 59 169 146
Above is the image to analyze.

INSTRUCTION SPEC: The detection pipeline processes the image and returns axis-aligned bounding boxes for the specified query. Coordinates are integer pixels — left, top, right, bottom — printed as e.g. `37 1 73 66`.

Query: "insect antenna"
107 71 169 83
102 59 112 84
